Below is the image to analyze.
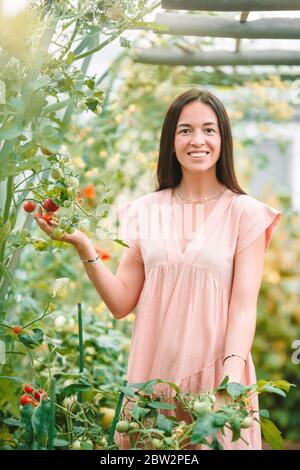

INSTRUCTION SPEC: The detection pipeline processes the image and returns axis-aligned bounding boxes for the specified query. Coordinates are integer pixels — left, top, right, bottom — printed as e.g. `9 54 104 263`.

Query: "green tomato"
52 227 64 239
80 439 93 450
241 417 252 429
152 438 164 449
71 439 81 450
95 436 107 448
71 212 80 223
116 420 130 433
193 400 212 416
63 396 78 412
65 226 75 234
129 421 140 431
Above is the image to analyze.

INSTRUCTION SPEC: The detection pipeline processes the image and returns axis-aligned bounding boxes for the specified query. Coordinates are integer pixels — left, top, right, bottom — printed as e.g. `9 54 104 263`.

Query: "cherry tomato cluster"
19 384 47 407
23 198 60 225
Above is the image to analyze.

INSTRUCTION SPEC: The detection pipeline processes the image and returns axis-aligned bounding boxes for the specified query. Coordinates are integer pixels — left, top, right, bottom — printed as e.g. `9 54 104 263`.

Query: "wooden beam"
161 0 300 11
236 12 249 52
133 48 300 65
144 15 300 39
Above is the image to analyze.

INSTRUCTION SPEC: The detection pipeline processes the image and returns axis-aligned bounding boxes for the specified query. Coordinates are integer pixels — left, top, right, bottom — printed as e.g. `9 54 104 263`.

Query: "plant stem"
108 379 128 447
0 175 13 262
48 379 56 450
77 303 84 403
22 301 52 329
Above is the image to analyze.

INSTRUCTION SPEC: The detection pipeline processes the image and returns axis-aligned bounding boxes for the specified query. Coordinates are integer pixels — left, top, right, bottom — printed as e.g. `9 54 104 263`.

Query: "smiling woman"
113 89 282 450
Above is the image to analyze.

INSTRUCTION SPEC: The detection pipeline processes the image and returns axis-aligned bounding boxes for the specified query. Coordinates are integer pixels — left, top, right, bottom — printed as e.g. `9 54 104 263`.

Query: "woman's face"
174 100 221 174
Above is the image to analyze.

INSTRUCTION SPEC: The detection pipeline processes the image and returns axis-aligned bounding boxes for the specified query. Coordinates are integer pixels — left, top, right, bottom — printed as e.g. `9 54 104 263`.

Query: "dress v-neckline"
167 187 231 259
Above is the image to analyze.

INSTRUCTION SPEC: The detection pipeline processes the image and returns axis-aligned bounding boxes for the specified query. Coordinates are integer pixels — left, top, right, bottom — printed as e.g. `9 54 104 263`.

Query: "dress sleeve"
117 201 144 264
235 197 282 255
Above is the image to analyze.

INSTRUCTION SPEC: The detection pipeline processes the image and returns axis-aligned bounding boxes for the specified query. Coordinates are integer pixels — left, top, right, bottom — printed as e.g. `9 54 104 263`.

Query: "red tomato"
12 325 22 334
41 213 53 224
23 201 36 213
33 388 47 401
24 384 34 394
43 199 60 213
20 394 35 406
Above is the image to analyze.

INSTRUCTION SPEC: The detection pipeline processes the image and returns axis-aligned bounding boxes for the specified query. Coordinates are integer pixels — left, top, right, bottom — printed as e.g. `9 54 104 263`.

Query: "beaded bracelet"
81 255 100 266
223 354 247 365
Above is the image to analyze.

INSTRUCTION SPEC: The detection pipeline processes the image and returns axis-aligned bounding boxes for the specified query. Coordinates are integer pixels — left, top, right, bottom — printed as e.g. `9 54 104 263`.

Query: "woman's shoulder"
229 190 282 221
229 191 264 212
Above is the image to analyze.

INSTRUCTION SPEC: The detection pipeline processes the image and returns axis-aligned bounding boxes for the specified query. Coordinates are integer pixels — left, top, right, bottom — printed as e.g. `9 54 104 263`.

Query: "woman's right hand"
33 206 88 247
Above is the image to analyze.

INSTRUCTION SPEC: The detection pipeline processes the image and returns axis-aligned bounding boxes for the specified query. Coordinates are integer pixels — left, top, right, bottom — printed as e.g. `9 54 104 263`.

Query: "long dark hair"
156 88 246 195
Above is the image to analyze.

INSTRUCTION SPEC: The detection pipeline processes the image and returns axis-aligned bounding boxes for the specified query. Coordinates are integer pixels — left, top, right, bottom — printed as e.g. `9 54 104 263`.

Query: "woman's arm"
74 235 145 319
222 232 265 383
34 210 145 319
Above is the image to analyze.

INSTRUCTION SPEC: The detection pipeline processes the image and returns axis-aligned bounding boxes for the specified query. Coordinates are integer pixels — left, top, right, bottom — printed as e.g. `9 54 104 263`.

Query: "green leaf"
218 376 229 388
260 418 283 450
3 417 20 427
43 98 71 114
25 75 51 92
60 382 91 398
191 413 220 444
262 384 286 398
0 140 14 182
119 385 136 398
131 404 150 421
19 328 44 348
156 413 176 435
256 379 267 390
231 416 241 441
0 262 16 285
259 409 270 419
213 411 228 427
31 402 50 439
4 157 45 179
0 220 11 244
148 401 176 410
85 79 95 90
66 52 75 65
113 238 129 248
271 380 295 393
209 436 224 450
52 277 70 297
226 382 247 399
53 438 69 447
0 122 23 140
0 376 24 382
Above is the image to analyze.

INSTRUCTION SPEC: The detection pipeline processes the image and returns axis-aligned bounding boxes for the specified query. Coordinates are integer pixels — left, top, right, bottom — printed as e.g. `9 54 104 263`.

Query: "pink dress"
115 188 282 450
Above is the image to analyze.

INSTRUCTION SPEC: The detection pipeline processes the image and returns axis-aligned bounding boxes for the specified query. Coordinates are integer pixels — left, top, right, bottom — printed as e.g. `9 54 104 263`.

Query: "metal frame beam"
147 15 300 39
161 0 300 11
133 49 300 65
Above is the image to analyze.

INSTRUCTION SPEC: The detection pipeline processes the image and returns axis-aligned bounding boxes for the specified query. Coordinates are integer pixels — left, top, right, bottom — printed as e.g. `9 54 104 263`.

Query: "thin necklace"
174 187 226 204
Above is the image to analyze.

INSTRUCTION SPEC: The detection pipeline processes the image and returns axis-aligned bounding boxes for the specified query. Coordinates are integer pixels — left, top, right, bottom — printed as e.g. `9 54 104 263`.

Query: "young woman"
34 89 282 450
